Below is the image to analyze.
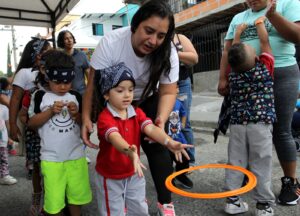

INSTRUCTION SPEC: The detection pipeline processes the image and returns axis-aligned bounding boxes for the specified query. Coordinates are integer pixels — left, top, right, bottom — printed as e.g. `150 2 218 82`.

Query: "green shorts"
41 157 92 214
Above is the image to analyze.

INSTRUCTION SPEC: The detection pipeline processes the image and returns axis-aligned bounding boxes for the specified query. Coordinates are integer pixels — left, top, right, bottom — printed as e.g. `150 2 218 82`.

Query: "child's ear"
103 94 109 101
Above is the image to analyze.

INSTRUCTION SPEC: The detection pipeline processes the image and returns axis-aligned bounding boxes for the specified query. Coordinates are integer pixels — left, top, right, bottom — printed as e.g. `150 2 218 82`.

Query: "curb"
190 120 217 130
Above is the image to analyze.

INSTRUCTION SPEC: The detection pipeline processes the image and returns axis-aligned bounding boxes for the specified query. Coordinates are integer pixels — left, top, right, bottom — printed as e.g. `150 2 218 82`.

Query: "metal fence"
183 15 234 73
168 0 206 13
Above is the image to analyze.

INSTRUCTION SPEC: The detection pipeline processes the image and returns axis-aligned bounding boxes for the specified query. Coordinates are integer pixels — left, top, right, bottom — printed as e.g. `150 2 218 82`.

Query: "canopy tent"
0 0 80 46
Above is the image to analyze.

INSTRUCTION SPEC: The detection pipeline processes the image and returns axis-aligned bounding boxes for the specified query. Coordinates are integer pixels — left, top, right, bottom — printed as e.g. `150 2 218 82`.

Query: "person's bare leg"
32 162 42 193
68 204 81 216
280 161 297 179
30 162 43 215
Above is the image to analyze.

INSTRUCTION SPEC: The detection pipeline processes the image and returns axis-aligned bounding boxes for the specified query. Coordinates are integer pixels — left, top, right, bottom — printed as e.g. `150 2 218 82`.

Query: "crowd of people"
0 0 300 216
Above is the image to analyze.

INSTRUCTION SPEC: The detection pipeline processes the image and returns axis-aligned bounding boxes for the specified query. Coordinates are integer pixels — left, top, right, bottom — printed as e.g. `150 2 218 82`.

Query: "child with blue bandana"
94 62 192 216
27 50 92 215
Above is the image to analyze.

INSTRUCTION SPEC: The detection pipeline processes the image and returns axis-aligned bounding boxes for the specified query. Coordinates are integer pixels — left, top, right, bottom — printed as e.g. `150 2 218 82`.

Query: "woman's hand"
81 118 99 149
218 78 229 96
166 139 194 163
154 116 165 130
10 123 21 142
266 0 277 18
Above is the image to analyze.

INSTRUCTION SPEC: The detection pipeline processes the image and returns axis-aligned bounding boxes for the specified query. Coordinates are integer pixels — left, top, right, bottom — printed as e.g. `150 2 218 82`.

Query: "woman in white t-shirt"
8 38 50 215
9 38 50 143
82 1 183 215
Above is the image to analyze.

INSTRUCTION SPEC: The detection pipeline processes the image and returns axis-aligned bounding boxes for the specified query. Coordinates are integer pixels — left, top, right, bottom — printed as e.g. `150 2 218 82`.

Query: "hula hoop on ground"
165 164 257 199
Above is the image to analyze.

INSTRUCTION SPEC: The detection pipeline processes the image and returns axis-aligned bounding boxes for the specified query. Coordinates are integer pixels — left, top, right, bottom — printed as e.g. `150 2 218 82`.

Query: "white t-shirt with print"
31 91 84 162
90 26 179 100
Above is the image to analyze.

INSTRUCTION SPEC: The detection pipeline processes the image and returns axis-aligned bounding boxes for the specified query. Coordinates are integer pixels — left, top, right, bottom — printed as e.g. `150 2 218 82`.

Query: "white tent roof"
0 0 80 28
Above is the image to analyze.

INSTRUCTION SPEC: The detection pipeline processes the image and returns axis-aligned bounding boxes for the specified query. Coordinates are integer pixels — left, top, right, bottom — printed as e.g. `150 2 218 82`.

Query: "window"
112 25 122 30
92 23 104 36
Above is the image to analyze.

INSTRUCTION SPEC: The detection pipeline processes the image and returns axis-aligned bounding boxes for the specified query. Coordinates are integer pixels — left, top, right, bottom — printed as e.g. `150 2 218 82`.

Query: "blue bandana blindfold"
45 68 75 83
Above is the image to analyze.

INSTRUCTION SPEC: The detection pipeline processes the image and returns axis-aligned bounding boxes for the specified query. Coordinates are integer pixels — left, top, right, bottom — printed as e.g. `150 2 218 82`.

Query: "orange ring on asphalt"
165 164 257 199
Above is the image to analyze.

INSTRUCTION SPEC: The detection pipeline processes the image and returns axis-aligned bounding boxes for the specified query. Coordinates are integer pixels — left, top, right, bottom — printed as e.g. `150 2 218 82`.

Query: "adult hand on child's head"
81 118 99 149
266 0 277 17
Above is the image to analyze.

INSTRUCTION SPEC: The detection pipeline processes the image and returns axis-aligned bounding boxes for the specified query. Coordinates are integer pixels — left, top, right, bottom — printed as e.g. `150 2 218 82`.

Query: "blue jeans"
178 77 195 164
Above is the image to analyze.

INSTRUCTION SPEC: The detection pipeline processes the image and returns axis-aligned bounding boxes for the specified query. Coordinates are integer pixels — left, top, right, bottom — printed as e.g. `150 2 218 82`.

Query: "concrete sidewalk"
190 92 223 129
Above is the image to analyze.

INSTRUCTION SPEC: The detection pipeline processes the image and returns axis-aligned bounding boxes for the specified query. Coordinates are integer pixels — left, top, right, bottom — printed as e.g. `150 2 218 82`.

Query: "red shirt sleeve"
22 90 31 110
135 107 153 132
259 52 275 78
97 109 119 141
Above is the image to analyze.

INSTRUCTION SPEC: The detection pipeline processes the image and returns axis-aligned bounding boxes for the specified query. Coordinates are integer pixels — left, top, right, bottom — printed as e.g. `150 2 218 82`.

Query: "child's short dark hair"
0 77 9 90
228 43 247 72
44 49 74 69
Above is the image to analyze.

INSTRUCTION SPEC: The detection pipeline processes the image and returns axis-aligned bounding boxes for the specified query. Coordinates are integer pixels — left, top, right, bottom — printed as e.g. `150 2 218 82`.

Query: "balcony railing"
168 0 206 14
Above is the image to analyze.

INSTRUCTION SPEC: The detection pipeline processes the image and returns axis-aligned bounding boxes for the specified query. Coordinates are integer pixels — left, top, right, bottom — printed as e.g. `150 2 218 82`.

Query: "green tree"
7 43 13 77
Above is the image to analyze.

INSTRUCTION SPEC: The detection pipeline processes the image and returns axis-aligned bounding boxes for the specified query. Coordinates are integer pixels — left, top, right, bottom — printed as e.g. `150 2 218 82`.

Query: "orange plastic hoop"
165 164 257 199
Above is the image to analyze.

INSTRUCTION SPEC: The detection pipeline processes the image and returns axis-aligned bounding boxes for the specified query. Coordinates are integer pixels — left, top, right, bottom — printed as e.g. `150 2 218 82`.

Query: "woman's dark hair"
131 0 175 100
35 49 53 86
0 77 9 91
57 30 76 49
16 38 50 73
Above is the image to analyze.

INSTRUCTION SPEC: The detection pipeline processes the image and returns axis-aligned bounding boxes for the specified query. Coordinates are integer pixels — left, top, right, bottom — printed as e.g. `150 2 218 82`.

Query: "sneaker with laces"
278 176 300 205
224 197 248 214
174 174 193 189
255 203 274 216
157 202 176 216
0 175 17 185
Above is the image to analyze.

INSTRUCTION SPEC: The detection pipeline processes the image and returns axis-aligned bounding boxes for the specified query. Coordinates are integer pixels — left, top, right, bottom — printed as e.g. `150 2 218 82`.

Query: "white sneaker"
255 203 274 216
224 197 248 214
0 175 17 185
157 202 176 216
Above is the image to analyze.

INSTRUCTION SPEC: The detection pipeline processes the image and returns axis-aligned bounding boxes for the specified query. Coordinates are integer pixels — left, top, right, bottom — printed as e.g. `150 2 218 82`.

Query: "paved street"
1 93 300 215
1 130 300 215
